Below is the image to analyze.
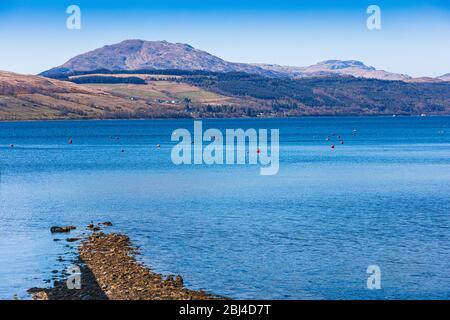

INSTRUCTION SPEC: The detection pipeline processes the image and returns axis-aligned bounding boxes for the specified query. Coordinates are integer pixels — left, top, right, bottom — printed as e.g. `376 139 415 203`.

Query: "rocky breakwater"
28 223 223 300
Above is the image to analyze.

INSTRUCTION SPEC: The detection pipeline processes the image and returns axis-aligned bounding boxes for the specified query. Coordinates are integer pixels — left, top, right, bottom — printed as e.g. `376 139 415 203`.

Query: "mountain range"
41 40 446 82
438 73 450 81
1 39 449 121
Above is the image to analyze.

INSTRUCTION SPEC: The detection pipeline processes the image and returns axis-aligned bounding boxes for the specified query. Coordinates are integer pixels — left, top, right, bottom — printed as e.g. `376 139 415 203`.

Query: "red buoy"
331 144 335 149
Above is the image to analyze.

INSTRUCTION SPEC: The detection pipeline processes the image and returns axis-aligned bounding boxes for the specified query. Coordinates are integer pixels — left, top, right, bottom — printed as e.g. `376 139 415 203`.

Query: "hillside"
1 70 449 120
0 71 246 120
185 72 450 116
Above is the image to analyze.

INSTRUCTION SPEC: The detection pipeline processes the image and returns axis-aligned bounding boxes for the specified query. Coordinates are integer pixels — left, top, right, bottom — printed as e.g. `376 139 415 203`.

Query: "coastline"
28 224 225 300
0 114 446 124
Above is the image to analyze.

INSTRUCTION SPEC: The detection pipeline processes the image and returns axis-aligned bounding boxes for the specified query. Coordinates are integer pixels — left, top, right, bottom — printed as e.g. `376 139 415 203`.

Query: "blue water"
1 116 450 300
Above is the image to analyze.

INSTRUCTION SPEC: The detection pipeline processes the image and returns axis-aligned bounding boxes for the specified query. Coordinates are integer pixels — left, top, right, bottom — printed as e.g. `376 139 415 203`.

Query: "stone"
50 226 76 233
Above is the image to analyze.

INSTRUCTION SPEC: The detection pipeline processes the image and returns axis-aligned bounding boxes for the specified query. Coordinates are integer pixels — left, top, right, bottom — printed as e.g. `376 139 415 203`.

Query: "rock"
164 275 175 286
66 238 80 242
101 221 113 227
50 226 76 233
27 288 49 300
27 287 43 294
87 223 101 232
31 230 223 300
175 275 184 288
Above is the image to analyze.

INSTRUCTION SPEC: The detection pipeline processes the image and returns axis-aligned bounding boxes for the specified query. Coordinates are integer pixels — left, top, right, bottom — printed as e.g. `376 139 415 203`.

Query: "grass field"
86 81 234 105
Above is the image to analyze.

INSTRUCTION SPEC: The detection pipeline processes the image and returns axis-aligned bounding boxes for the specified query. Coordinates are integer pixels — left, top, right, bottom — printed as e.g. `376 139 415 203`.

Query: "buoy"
121 149 125 153
331 144 335 149
340 141 344 144
68 138 73 144
326 137 330 141
156 144 161 148
257 148 261 154
10 144 14 148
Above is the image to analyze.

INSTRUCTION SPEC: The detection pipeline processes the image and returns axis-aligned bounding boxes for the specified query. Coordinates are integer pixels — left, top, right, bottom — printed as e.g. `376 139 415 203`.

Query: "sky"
0 0 449 77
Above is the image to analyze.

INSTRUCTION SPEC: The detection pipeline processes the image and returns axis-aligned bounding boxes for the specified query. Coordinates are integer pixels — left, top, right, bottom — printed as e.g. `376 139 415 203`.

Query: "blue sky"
0 0 449 77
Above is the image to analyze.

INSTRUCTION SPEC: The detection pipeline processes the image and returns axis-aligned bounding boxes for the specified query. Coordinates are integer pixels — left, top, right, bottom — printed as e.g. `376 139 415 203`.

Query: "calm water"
1 117 450 300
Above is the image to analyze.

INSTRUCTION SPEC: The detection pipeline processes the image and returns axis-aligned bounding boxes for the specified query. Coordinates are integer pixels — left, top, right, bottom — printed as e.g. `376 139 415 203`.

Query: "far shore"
1 114 447 124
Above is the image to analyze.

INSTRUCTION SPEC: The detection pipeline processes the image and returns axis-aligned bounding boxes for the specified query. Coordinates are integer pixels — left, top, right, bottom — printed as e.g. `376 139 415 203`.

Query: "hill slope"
0 71 229 120
185 72 450 116
2 70 449 120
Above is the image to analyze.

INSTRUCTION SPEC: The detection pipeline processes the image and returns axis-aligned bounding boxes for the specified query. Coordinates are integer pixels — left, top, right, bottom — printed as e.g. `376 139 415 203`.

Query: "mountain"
4 39 448 120
254 60 411 81
438 73 450 81
42 40 413 81
41 40 278 78
404 77 444 83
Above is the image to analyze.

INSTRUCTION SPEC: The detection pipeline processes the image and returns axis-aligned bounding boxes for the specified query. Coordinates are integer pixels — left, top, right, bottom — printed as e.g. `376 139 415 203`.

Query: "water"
1 116 450 300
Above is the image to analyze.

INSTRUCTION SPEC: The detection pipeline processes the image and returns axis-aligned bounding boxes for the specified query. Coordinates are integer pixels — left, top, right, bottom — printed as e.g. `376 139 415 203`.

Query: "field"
88 81 234 105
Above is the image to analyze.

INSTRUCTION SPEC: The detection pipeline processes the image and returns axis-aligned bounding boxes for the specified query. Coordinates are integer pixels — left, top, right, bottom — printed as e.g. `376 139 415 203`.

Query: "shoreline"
28 224 225 300
1 114 446 124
